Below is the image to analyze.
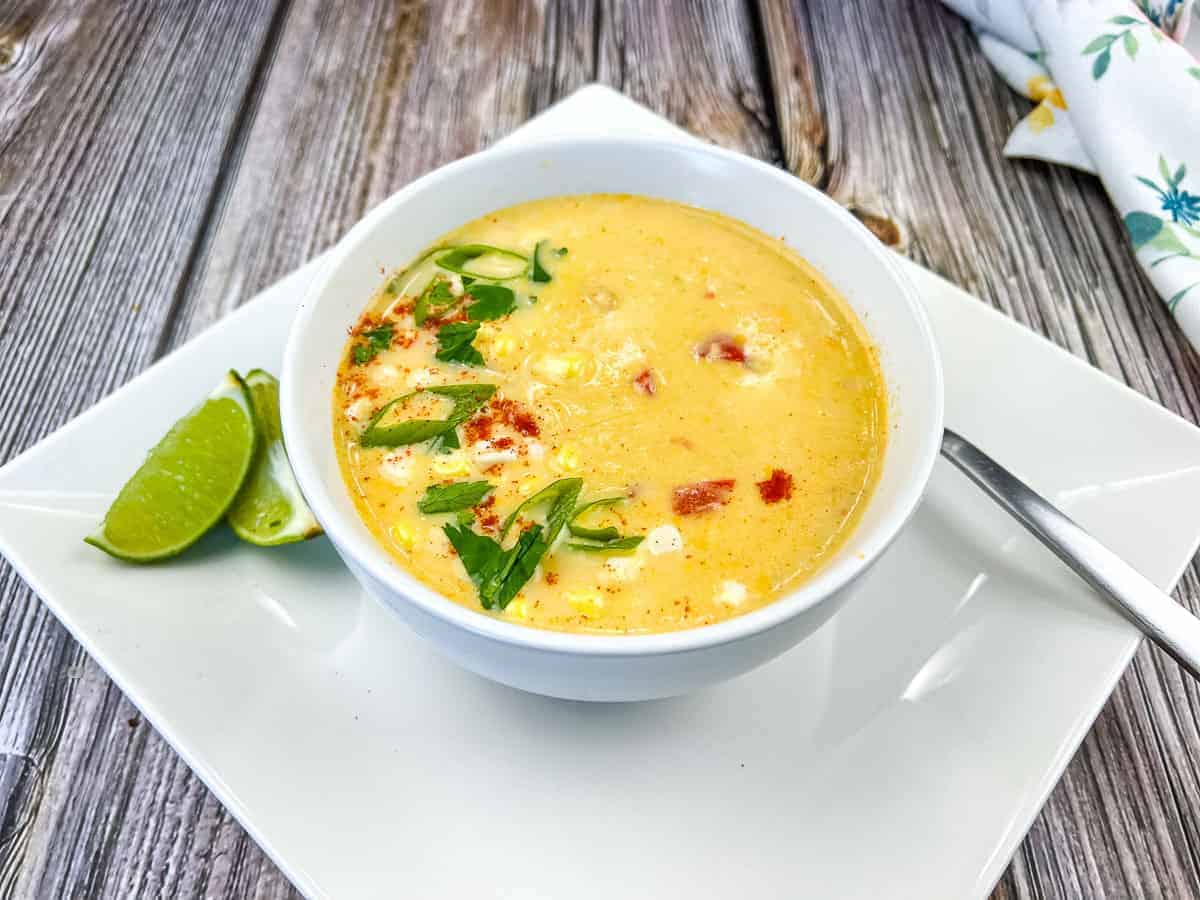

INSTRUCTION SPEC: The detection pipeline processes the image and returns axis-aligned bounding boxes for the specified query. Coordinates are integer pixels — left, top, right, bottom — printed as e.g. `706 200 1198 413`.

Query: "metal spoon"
940 428 1200 679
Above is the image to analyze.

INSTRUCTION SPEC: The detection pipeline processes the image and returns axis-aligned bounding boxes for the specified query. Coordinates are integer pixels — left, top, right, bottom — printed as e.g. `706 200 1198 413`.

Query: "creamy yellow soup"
333 194 886 634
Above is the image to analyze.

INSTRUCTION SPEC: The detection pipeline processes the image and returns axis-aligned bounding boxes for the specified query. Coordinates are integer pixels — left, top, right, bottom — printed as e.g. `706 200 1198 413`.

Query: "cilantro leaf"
414 278 457 326
351 325 394 365
443 523 507 599
465 283 516 321
490 527 546 609
445 477 583 610
435 322 485 366
442 522 543 611
418 480 494 514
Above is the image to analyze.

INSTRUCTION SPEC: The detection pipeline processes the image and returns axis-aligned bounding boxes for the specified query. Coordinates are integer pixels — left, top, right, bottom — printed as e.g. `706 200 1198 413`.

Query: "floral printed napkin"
939 0 1200 349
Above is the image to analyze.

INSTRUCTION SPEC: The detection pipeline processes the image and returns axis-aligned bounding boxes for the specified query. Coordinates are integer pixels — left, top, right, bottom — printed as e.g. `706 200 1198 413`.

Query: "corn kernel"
566 590 605 617
507 599 529 619
389 522 417 551
551 443 581 473
518 475 541 496
536 351 590 382
430 450 471 478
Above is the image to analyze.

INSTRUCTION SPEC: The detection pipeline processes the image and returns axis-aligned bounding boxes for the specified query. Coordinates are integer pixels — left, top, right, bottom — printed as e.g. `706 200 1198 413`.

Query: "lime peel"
227 369 323 546
85 371 257 563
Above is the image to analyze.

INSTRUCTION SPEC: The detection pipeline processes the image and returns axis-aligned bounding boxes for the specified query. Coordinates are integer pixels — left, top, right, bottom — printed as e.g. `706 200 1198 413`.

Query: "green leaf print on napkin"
1083 15 1159 79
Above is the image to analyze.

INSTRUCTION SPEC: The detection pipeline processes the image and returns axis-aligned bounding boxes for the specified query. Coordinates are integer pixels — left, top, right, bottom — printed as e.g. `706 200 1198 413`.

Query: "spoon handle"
940 428 1200 680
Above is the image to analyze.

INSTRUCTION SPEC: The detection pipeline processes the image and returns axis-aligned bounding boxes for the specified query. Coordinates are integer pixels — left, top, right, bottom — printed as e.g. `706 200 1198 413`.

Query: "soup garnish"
334 194 887 634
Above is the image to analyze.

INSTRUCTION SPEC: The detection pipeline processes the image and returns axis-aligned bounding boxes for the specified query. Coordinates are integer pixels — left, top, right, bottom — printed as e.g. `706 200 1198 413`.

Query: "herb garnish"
435 322 485 366
529 240 552 283
500 477 582 540
566 536 644 553
444 478 583 610
436 244 528 280
565 495 645 553
351 325 394 365
414 278 458 326
465 283 517 321
418 480 494 514
360 383 495 448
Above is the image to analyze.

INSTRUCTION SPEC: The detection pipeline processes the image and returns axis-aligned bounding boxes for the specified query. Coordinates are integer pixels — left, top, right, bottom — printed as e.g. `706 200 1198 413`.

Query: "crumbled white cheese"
604 556 643 582
344 397 373 424
379 452 413 485
429 527 452 555
598 337 645 374
471 440 519 466
371 364 401 387
715 580 748 607
647 524 684 556
407 367 440 388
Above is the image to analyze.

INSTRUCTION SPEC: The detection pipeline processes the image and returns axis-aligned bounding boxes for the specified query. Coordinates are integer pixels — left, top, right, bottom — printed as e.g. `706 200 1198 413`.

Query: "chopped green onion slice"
414 277 459 326
568 495 626 541
529 240 552 283
567 536 644 553
360 384 495 448
500 478 583 542
566 495 646 549
435 244 528 280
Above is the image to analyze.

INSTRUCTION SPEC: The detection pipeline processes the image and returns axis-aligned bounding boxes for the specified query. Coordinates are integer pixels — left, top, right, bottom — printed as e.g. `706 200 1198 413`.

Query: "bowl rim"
281 134 945 657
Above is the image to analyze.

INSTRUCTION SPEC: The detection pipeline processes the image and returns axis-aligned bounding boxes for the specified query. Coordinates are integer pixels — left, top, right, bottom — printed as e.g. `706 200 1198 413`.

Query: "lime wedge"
86 371 257 562
227 370 323 546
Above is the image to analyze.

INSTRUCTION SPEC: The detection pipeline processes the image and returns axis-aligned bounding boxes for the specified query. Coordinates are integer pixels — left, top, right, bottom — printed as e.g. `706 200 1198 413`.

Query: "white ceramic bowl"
281 137 944 702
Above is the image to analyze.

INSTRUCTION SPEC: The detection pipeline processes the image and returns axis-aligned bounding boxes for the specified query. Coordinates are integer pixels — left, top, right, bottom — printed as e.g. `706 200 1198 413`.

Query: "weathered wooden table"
2 2 1198 897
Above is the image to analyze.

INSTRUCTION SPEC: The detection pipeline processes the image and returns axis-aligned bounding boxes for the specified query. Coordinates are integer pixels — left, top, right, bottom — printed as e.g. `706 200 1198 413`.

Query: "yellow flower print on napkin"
1025 74 1068 132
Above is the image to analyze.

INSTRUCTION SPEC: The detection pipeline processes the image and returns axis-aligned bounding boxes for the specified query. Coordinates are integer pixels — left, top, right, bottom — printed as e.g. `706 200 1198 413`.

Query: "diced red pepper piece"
671 479 736 515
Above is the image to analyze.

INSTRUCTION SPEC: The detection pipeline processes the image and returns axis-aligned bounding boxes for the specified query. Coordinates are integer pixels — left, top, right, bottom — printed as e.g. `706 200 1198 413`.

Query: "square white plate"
4 86 1200 900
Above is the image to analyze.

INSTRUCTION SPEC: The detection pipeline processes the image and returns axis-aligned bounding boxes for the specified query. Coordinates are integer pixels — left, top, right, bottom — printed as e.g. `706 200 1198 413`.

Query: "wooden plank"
168 0 597 346
755 1 1200 897
0 1 288 897
595 0 779 163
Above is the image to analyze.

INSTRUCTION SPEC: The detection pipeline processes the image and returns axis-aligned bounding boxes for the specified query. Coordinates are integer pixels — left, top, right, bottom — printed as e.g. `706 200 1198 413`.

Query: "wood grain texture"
0 1 293 897
2 0 1200 897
